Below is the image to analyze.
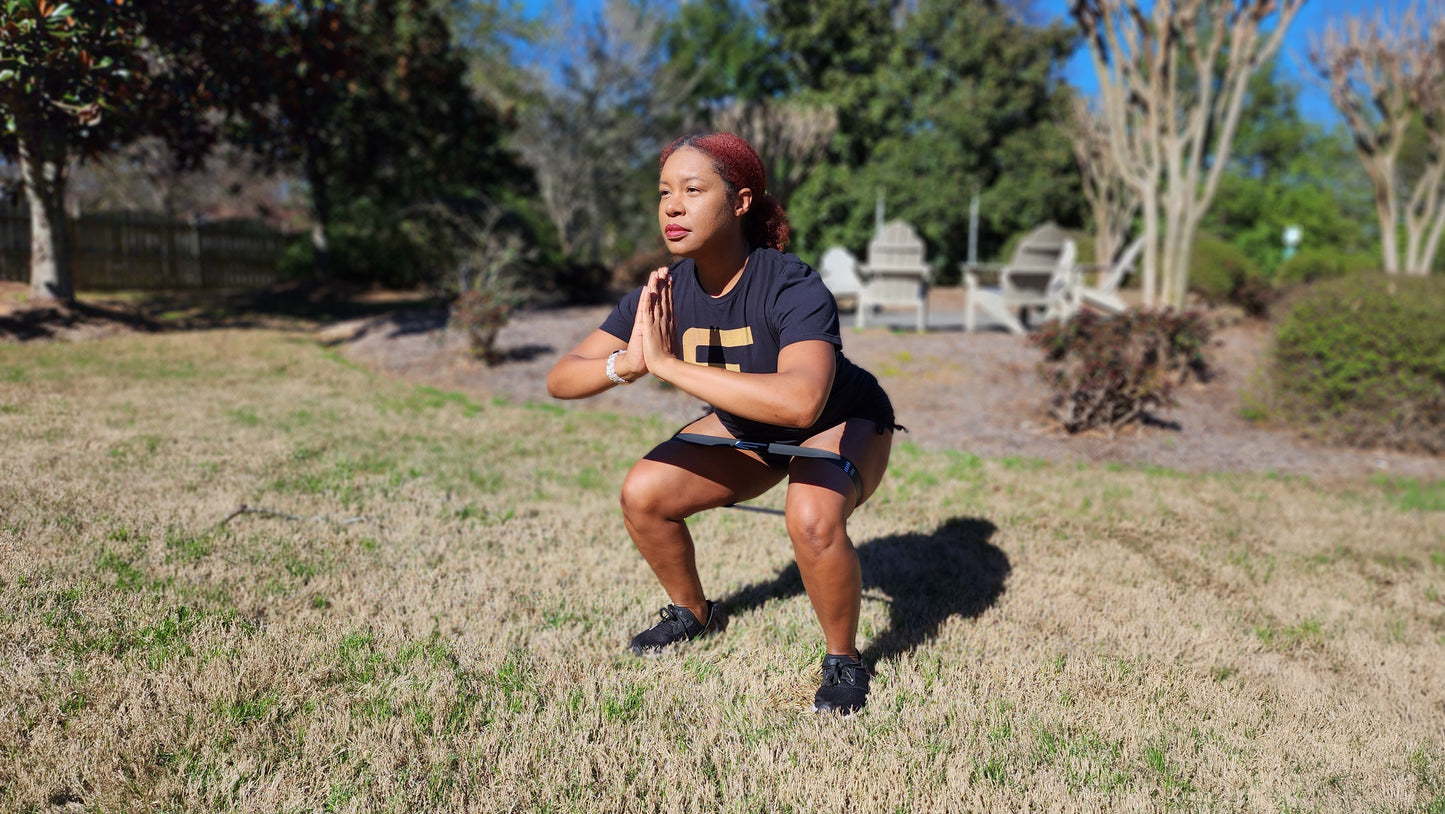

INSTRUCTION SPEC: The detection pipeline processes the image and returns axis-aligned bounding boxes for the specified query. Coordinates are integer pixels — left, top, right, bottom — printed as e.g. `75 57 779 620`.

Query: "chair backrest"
1002 237 1076 306
1008 222 1069 270
865 220 928 274
817 246 862 296
1095 236 1144 294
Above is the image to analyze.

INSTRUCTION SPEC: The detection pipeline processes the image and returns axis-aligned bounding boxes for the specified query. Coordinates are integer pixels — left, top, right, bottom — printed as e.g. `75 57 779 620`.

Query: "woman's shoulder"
750 247 817 280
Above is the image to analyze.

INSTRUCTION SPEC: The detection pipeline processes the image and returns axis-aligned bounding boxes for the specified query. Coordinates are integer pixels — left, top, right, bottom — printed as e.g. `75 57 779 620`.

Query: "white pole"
968 187 980 266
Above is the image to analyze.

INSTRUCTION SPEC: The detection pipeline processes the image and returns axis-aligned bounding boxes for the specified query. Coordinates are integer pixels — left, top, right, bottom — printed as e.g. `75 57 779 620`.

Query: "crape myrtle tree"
766 0 1082 277
1070 0 1305 309
0 0 262 302
1066 95 1139 267
1310 6 1445 276
231 0 528 284
1201 64 1375 275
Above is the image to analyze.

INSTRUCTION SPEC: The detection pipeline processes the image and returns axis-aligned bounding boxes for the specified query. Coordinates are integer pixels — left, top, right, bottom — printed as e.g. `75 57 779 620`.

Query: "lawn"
2 328 1442 812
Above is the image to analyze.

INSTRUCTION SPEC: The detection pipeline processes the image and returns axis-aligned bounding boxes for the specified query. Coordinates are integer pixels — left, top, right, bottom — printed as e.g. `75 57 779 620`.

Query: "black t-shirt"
600 247 891 443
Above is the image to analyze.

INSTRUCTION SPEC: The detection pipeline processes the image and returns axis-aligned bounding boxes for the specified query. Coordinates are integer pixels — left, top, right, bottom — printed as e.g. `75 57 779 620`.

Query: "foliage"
775 0 1081 278
1034 310 1213 434
1274 248 1378 287
1268 274 1445 453
1203 68 1377 277
0 0 264 299
662 0 787 106
1188 234 1270 315
231 0 528 282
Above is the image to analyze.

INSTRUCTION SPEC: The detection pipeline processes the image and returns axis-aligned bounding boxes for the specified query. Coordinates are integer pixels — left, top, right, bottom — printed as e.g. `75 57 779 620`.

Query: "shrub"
1033 309 1213 434
1268 274 1445 453
1190 234 1270 314
449 288 513 364
1274 249 1378 287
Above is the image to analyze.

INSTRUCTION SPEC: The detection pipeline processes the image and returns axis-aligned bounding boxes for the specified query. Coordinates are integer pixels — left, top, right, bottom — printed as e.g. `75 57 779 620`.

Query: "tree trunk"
17 127 74 303
304 142 332 279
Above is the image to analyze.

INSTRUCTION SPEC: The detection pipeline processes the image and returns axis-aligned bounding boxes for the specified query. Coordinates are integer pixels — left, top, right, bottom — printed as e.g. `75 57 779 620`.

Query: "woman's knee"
786 500 849 561
620 461 673 521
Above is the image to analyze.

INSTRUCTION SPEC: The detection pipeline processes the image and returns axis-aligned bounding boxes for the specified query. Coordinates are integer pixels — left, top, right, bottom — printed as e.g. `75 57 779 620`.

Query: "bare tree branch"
1311 5 1445 275
1071 0 1303 308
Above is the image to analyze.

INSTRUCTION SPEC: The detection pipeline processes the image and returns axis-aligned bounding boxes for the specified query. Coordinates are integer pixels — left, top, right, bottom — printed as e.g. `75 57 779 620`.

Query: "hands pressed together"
615 266 675 383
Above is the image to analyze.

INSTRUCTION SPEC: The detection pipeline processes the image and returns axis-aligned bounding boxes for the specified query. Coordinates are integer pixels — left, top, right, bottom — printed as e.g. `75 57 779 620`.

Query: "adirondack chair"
1076 236 1144 315
964 223 1079 333
857 220 930 332
817 245 863 310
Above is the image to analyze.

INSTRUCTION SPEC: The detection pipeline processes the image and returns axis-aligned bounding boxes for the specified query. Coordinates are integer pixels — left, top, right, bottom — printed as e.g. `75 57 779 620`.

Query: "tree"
1066 96 1139 266
513 0 694 266
1070 0 1305 308
232 0 527 281
663 0 832 211
1201 65 1375 275
1310 6 1445 276
0 0 261 302
775 0 1080 274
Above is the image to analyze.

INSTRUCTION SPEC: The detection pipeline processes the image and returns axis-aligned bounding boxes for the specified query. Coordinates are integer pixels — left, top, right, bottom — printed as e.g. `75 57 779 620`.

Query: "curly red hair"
660 132 791 252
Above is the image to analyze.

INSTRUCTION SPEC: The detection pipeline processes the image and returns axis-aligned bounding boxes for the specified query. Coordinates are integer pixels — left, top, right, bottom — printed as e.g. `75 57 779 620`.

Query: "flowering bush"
1033 309 1212 434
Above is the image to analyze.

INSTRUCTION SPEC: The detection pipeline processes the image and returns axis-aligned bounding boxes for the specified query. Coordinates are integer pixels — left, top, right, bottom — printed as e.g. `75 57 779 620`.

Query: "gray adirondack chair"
857 220 929 332
964 223 1079 333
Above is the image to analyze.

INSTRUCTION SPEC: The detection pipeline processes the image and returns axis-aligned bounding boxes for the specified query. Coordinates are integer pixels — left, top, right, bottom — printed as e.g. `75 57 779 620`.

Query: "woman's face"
658 146 751 257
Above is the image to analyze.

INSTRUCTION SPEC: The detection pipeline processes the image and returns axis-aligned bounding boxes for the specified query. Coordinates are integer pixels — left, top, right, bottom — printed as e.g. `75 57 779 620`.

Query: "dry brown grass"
2 329 1443 813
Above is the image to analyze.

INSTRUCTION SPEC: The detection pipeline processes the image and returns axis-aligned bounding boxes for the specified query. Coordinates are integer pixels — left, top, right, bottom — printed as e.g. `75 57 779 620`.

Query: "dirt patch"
4 282 1440 482
336 289 1443 483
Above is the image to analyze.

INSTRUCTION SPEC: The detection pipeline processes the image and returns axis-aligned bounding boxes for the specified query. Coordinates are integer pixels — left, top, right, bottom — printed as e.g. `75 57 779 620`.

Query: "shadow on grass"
717 516 1009 664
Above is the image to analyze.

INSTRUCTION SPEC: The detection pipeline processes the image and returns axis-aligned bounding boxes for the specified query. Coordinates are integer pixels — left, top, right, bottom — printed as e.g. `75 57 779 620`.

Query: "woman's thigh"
786 419 895 517
623 412 788 518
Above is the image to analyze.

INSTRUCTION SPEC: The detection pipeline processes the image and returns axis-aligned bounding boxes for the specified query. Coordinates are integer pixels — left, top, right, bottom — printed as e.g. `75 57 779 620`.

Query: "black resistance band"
673 433 864 506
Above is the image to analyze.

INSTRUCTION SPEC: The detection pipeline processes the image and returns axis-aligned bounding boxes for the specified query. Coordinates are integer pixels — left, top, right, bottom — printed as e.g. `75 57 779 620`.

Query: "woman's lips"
664 225 689 239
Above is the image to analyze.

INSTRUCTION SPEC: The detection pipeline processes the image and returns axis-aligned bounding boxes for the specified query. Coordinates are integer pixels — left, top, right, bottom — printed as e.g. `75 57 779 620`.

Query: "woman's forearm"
649 342 834 428
546 332 642 399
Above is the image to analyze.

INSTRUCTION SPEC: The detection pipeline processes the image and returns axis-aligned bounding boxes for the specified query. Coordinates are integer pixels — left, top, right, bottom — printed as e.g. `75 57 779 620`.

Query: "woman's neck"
692 240 753 297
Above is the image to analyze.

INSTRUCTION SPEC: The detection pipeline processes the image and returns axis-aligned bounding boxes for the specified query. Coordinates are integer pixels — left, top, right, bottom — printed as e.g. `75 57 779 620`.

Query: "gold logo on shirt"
681 326 754 372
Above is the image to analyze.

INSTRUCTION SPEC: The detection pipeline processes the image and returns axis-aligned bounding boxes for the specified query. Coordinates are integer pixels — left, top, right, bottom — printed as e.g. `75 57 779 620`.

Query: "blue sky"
523 0 1383 126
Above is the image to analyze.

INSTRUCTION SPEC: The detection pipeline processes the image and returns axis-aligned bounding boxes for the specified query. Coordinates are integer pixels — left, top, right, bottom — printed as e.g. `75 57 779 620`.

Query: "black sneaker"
628 602 723 655
813 653 871 715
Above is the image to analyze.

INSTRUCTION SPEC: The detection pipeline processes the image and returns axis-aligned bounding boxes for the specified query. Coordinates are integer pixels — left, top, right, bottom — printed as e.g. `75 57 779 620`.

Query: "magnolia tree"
0 0 259 302
1310 7 1445 276
1069 0 1305 309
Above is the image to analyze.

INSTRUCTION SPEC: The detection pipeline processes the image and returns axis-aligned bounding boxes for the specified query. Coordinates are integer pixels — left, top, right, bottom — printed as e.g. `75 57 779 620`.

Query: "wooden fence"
0 202 298 291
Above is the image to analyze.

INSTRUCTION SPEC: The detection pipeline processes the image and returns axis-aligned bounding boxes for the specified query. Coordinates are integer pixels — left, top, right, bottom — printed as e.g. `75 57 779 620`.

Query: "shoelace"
655 605 693 637
822 658 867 687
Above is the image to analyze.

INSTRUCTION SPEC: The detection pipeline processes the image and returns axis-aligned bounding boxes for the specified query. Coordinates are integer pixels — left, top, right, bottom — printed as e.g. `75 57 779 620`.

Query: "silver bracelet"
606 349 631 385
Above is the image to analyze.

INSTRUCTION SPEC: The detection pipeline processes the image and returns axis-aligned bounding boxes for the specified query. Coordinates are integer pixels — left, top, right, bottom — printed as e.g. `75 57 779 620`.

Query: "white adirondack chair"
1077 236 1144 315
817 245 863 310
857 220 930 332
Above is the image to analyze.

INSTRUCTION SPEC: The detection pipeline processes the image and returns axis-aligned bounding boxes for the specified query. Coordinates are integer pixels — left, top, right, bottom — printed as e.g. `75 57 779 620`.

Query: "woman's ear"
734 187 753 217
